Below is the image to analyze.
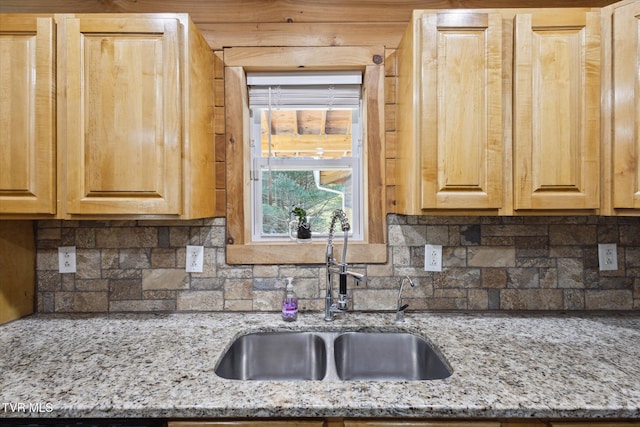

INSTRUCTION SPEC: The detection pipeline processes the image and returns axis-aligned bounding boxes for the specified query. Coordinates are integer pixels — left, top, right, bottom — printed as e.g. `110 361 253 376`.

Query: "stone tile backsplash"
35 215 640 313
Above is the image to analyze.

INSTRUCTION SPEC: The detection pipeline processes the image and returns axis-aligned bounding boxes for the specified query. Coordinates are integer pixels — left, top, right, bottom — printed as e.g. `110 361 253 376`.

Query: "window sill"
226 241 387 265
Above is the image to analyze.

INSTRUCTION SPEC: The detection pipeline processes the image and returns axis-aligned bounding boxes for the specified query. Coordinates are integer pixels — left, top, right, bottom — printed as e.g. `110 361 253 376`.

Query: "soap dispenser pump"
282 277 298 322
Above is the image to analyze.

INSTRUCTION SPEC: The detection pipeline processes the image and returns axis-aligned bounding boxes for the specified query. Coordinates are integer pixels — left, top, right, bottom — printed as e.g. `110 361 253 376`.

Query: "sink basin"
215 330 452 381
215 332 327 380
333 332 452 381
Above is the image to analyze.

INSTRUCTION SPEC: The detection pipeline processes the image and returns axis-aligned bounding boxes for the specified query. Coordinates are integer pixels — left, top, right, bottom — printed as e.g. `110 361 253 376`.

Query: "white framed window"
247 71 364 242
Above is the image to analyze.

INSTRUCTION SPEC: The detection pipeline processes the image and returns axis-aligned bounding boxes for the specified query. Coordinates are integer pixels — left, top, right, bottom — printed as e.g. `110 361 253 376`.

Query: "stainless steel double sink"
214 331 452 381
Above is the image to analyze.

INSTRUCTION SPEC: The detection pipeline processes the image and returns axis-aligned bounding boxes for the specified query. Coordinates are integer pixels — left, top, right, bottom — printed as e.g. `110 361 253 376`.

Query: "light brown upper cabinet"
0 16 56 216
396 11 504 215
59 14 216 218
513 9 601 212
396 8 601 215
610 0 640 213
0 14 215 219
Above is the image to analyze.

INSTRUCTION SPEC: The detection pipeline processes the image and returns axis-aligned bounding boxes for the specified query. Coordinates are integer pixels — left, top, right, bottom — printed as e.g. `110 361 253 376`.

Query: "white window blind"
247 71 362 109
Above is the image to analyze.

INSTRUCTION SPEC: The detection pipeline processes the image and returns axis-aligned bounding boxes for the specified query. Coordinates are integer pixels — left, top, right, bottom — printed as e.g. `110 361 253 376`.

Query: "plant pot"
296 222 312 241
290 220 312 243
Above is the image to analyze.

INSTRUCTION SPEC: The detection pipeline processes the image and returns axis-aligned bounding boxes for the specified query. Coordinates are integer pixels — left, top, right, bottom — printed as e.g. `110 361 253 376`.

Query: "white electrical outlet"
598 243 618 271
58 246 77 273
425 244 443 272
186 245 204 273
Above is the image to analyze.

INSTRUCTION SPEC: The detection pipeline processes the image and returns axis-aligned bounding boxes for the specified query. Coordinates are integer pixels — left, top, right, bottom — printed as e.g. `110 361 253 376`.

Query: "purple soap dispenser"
281 277 298 322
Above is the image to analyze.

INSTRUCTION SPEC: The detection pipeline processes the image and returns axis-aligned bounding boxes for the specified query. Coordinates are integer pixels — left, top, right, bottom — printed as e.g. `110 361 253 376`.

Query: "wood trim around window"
224 46 387 265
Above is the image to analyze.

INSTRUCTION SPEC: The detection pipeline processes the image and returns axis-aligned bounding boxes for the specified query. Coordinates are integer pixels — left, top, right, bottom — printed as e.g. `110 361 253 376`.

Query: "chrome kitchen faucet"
396 275 415 323
325 209 365 321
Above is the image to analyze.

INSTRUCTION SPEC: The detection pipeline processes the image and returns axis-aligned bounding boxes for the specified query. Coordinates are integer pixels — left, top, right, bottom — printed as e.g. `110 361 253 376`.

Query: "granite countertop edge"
1 311 639 420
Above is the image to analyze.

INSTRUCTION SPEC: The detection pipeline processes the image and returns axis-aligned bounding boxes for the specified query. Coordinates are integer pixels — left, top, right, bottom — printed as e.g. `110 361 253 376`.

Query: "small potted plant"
290 205 312 243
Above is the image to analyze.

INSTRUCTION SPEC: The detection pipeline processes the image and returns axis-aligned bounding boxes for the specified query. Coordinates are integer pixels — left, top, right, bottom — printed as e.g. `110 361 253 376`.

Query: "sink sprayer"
325 209 366 321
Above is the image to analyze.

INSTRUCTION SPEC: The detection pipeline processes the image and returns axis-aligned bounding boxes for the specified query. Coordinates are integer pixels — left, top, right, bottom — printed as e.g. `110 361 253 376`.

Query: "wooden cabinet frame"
0 13 216 220
396 11 504 214
0 16 56 216
57 13 216 219
396 7 602 216
602 0 640 215
513 9 601 211
61 16 183 216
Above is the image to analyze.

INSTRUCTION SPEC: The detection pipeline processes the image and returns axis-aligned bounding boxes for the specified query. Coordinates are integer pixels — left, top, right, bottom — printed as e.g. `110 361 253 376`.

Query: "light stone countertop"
0 311 639 420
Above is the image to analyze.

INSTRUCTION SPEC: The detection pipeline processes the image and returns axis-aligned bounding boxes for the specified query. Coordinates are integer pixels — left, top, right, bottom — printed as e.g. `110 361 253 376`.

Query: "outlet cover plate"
58 246 77 273
425 244 443 272
186 245 204 273
598 243 618 271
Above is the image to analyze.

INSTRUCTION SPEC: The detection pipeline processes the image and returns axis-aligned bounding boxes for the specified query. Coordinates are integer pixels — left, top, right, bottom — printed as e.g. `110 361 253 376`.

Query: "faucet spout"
327 208 350 261
325 209 363 321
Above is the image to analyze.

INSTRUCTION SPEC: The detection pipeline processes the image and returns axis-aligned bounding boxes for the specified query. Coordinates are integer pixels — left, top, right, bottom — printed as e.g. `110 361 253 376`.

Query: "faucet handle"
347 271 366 284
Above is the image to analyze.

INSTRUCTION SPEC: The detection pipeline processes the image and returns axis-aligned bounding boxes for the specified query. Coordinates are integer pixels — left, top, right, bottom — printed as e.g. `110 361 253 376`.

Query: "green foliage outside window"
261 170 349 236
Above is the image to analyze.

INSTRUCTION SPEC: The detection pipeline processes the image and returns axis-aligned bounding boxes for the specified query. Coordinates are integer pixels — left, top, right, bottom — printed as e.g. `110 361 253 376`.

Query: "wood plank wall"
0 1 615 18
0 0 615 215
0 1 615 51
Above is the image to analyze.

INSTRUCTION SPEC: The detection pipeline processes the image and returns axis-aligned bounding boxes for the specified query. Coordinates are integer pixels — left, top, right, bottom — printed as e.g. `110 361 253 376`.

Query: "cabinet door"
0 16 55 214
513 10 600 210
169 422 325 427
62 17 182 215
344 422 500 427
419 12 503 210
613 1 640 209
551 423 640 427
